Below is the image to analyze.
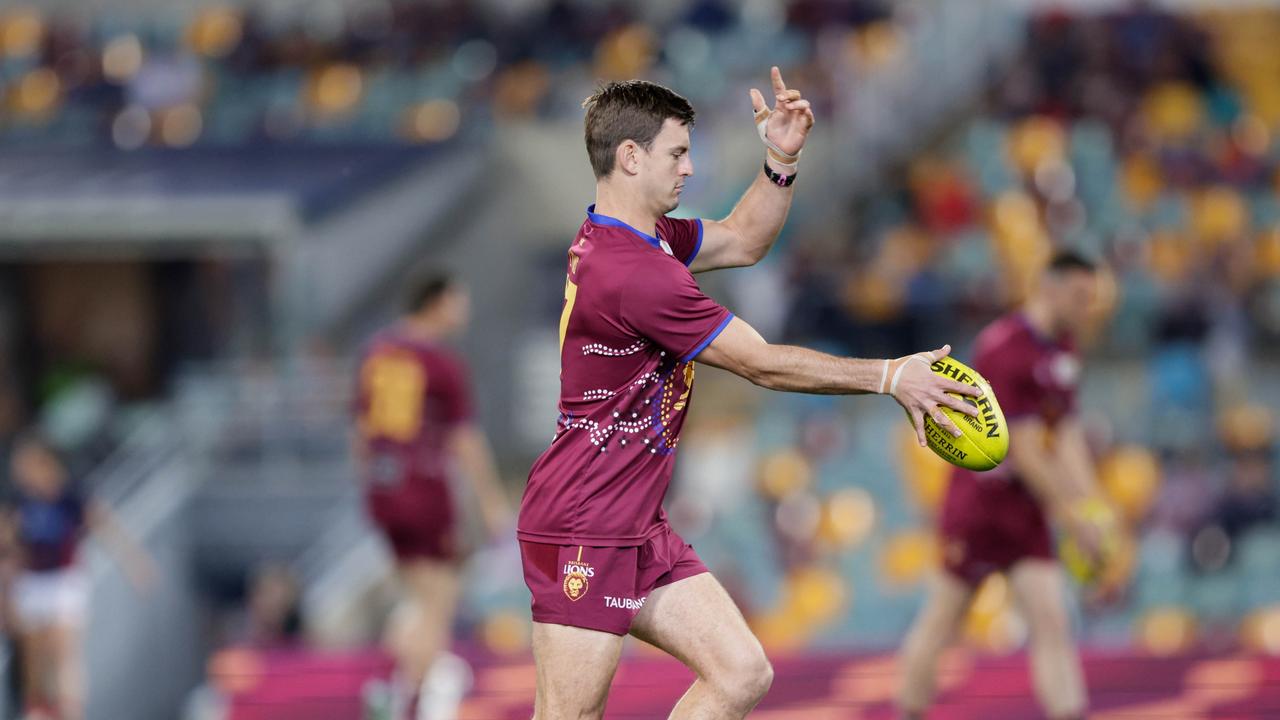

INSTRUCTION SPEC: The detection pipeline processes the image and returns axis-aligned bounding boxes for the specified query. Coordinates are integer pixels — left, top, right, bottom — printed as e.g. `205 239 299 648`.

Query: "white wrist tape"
754 107 801 167
883 353 931 396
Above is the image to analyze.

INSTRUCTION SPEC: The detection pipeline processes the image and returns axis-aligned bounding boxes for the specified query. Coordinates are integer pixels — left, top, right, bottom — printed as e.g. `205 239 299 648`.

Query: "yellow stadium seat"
880 529 937 587
1143 82 1205 142
1100 445 1161 524
1136 607 1198 656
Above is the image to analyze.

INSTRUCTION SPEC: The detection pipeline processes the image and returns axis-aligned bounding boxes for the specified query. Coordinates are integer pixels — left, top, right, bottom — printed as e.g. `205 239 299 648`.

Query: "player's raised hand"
888 344 982 447
750 66 815 159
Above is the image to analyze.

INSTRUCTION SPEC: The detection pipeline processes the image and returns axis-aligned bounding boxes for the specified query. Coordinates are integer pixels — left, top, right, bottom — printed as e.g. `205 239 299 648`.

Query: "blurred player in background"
353 271 513 720
2 432 154 720
519 68 978 719
897 252 1115 720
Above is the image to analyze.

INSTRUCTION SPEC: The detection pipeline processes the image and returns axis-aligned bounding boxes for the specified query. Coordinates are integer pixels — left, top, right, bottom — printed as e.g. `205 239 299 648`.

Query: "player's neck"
399 316 448 343
1022 300 1059 340
593 184 658 237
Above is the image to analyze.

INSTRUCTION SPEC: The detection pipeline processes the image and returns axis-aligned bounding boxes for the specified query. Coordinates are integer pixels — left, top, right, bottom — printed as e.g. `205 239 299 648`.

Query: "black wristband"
763 160 797 187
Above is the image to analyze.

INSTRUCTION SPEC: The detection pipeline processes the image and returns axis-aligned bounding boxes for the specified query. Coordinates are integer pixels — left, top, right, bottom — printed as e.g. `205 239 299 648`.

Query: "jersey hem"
516 524 667 548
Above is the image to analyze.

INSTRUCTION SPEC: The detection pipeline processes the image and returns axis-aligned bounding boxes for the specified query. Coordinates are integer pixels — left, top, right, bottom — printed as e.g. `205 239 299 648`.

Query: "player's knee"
712 650 773 708
1026 604 1072 646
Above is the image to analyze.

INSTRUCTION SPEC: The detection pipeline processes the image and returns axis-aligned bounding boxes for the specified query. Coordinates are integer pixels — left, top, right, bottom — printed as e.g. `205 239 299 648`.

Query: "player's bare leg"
20 625 54 715
531 622 624 720
628 573 773 719
897 571 973 719
385 559 462 714
51 622 84 720
1009 560 1086 720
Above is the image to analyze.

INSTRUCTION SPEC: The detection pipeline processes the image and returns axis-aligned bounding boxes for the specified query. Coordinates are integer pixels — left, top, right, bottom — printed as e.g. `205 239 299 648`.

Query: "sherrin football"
922 356 1008 472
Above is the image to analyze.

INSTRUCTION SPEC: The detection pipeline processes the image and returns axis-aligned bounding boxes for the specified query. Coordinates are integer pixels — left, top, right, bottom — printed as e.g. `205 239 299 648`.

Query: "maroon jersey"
354 330 473 489
940 312 1080 582
15 488 85 572
955 312 1080 489
519 206 733 547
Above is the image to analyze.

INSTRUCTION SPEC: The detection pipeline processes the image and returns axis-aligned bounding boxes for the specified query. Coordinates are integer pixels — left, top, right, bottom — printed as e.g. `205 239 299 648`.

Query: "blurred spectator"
224 563 303 650
1 431 154 720
1212 446 1277 542
182 564 305 720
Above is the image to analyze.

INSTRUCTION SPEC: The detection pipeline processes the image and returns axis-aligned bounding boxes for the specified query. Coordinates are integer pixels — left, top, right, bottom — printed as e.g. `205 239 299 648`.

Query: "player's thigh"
532 621 624 719
628 572 768 681
387 558 462 650
1008 559 1071 638
399 558 462 608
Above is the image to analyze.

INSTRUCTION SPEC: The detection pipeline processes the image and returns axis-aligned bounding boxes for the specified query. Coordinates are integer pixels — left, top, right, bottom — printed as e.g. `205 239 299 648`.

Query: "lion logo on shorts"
562 556 594 602
564 571 588 601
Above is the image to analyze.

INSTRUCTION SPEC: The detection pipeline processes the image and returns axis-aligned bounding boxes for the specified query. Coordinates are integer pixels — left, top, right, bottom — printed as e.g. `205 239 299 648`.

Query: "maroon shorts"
365 476 458 562
939 473 1055 586
519 524 708 636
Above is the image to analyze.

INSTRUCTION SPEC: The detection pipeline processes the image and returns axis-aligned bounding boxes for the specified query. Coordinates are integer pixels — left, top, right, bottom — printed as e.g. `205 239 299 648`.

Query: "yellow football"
921 356 1008 472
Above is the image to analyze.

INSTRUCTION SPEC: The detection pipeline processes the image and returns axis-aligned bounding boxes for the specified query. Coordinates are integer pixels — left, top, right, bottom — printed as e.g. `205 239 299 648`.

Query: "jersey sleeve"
621 264 733 361
656 215 704 267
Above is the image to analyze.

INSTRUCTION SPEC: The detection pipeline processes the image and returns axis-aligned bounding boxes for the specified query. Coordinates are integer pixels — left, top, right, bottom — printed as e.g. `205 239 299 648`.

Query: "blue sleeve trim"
685 218 704 267
683 312 734 362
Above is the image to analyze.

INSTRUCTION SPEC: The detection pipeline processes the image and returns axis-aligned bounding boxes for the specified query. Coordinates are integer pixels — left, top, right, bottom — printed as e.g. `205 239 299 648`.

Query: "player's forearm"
451 427 509 511
1057 421 1101 499
740 342 881 395
719 158 796 265
88 503 152 576
1011 442 1085 515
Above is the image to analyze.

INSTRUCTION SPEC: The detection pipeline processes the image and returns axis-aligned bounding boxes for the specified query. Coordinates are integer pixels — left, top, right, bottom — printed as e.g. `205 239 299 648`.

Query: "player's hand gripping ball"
922 356 1008 471
1060 497 1122 585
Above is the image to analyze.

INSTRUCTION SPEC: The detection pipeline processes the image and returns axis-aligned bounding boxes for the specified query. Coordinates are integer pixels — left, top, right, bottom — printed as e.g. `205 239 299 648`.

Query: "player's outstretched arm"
694 315 980 446
87 499 158 593
449 424 515 540
691 66 814 273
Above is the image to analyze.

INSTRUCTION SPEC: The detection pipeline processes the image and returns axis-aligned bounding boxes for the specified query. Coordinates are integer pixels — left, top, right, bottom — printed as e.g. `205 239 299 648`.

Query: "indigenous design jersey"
954 312 1080 490
354 330 473 488
519 206 733 546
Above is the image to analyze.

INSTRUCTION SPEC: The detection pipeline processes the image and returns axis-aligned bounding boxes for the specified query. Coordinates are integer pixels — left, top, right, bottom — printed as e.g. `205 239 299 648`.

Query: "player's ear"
617 140 641 176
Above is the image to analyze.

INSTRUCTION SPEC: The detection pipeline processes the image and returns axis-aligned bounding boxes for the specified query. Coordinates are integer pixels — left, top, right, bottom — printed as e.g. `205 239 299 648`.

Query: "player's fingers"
783 99 811 112
771 65 787 94
930 408 963 438
929 343 952 361
911 409 926 447
776 89 802 103
750 88 768 114
939 393 979 417
943 379 982 397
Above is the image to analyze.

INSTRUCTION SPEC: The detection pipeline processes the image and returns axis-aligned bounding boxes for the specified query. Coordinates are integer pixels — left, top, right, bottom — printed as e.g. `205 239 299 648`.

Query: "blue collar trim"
586 204 661 248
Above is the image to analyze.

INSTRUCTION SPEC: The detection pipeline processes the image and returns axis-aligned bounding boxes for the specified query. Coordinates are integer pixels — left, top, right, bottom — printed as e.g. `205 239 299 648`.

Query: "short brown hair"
403 268 456 314
1047 250 1097 275
582 80 695 179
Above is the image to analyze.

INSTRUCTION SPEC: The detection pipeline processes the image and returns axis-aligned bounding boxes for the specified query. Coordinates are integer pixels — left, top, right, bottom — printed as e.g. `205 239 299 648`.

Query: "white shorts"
14 568 89 629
